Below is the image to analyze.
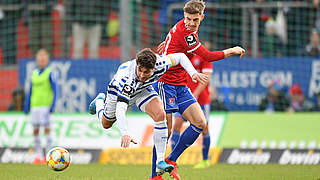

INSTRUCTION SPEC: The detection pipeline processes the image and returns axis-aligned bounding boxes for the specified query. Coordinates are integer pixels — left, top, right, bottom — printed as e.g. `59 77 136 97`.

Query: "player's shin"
168 124 202 162
154 120 168 163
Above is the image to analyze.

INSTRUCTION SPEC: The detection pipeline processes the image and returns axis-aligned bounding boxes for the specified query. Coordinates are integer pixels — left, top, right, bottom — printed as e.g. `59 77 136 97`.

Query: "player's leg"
194 104 211 169
89 92 116 128
72 23 86 59
171 113 185 151
167 87 206 163
150 82 178 179
136 87 174 176
88 24 101 59
42 107 52 154
30 108 44 163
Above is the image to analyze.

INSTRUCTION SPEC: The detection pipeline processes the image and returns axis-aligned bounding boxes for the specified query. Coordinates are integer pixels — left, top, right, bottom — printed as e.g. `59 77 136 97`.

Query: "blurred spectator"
210 87 228 112
24 0 57 56
24 48 57 164
64 0 107 59
7 87 25 111
0 0 22 64
287 84 314 112
258 81 289 112
304 29 320 57
313 91 320 111
314 0 320 30
261 18 285 57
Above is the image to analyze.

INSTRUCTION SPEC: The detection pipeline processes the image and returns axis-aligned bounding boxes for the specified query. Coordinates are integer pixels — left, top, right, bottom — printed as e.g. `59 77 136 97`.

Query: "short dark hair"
184 0 205 15
136 48 157 69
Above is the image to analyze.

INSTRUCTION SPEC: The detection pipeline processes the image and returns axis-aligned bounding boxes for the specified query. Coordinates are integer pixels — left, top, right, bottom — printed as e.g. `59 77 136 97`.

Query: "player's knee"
202 125 209 134
154 110 166 122
102 120 112 129
196 120 206 130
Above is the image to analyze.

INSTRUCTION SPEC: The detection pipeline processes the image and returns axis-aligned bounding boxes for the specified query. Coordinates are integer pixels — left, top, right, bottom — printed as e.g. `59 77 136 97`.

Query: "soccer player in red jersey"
151 1 245 179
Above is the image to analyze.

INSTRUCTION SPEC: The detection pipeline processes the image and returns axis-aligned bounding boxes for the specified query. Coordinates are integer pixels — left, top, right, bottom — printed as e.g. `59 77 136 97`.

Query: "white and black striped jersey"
107 53 197 103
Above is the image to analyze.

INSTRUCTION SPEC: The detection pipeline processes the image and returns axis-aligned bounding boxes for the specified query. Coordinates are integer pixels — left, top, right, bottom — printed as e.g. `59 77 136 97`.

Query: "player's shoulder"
156 54 169 64
170 19 187 35
116 60 135 77
118 60 135 72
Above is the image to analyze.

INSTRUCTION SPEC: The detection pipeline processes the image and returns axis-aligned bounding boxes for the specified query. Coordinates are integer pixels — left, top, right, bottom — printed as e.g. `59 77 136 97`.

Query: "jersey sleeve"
116 101 129 135
109 62 133 103
117 84 133 104
166 53 197 78
181 32 201 54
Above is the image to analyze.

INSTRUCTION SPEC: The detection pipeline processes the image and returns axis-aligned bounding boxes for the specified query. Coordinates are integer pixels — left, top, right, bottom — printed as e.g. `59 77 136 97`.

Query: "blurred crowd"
1 0 320 112
0 0 320 65
258 81 320 112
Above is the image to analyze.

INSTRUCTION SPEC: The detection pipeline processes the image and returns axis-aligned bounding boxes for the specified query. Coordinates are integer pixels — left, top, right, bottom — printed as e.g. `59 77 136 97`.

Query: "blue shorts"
153 81 197 114
175 104 211 123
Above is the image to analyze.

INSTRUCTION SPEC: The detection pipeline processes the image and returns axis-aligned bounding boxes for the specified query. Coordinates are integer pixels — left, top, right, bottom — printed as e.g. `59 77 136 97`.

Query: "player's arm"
49 72 57 113
193 72 211 99
193 44 245 62
24 83 32 114
168 53 208 84
115 84 137 148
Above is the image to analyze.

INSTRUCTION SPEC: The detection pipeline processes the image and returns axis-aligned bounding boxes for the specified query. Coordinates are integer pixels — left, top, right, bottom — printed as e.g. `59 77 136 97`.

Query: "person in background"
0 0 22 64
7 87 25 111
258 81 289 112
304 29 320 57
24 48 57 164
313 91 320 111
64 0 107 59
287 84 314 112
210 87 228 112
24 0 57 56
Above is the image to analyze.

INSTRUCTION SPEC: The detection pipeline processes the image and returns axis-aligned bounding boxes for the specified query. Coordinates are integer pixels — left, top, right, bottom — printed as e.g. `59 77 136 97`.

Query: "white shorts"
30 107 51 127
103 86 158 121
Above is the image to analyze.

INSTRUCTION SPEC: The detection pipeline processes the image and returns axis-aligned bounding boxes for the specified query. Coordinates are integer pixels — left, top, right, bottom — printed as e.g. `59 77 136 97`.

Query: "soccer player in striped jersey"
88 48 208 176
151 1 245 179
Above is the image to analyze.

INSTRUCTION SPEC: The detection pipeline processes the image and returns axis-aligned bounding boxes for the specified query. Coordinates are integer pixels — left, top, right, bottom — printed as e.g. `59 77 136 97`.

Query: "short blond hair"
184 0 206 15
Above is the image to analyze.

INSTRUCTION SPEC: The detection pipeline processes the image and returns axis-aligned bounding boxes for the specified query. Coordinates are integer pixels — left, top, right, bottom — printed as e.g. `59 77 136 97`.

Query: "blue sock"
168 124 202 162
202 133 210 160
171 130 180 151
151 145 157 178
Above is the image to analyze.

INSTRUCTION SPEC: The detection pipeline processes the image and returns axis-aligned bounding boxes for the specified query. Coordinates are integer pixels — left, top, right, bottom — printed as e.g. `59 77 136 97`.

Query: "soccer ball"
46 147 71 171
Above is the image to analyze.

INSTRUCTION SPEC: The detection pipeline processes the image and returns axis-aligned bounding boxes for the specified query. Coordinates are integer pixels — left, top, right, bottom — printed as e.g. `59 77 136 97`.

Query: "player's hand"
157 41 165 54
192 73 208 84
232 46 245 58
121 135 137 148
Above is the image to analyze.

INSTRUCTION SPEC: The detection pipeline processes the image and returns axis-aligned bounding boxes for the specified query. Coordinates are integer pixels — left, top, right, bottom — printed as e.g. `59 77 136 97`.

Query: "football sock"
154 120 168 164
202 133 211 160
96 99 104 121
151 146 157 178
46 132 53 152
168 124 202 162
34 135 42 157
171 130 180 151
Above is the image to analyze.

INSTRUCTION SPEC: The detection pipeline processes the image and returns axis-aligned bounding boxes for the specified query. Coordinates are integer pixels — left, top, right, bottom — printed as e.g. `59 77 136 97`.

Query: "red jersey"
159 19 201 85
187 55 213 105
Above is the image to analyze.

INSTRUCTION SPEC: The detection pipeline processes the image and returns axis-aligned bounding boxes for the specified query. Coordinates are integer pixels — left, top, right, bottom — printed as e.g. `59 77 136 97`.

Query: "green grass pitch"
0 163 320 180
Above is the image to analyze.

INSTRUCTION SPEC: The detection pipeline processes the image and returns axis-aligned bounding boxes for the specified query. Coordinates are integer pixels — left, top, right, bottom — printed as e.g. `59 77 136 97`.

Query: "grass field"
0 163 320 180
